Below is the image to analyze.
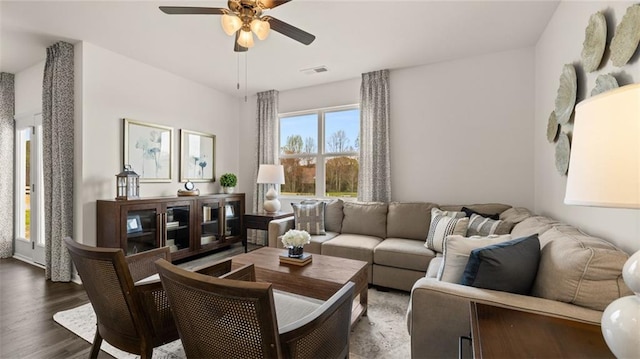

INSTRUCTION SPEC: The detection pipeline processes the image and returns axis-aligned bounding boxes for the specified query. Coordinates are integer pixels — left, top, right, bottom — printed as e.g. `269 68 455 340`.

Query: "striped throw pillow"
425 208 469 252
467 214 514 236
292 201 326 235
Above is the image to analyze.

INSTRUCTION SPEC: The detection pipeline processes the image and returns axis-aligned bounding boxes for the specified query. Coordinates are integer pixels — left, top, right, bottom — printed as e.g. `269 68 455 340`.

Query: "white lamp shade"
237 29 255 48
564 84 640 208
257 164 285 184
250 19 270 40
221 14 242 36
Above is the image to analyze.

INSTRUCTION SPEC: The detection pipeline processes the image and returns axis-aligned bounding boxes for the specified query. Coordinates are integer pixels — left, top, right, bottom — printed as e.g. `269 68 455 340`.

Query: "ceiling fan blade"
159 6 226 15
259 0 292 9
234 32 249 52
263 16 315 45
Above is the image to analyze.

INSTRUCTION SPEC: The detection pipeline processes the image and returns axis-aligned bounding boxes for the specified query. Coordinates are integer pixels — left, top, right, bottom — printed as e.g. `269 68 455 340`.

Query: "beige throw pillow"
425 208 469 252
341 202 388 238
437 234 513 283
532 226 632 311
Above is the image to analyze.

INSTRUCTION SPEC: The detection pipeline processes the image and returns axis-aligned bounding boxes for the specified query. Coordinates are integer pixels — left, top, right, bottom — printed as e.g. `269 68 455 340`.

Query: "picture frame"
126 215 142 234
180 129 216 182
123 118 173 182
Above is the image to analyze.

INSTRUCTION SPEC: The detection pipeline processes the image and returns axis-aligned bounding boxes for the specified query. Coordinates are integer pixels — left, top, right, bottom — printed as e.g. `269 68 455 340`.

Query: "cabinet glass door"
125 209 159 255
166 205 190 254
200 202 220 247
224 200 242 238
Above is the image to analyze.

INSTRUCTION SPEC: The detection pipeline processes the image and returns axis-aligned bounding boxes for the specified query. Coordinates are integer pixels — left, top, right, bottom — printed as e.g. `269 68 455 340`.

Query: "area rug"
53 287 410 358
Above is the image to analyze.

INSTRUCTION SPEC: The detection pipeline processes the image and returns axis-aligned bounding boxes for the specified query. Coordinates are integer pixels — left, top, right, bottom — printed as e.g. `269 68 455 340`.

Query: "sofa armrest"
268 216 295 248
407 277 603 359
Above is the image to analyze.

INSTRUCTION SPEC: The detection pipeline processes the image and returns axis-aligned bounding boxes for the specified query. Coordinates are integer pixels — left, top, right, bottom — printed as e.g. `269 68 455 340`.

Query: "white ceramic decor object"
555 132 570 175
610 4 640 67
581 12 607 73
591 74 619 97
547 111 559 143
601 250 640 358
554 64 577 125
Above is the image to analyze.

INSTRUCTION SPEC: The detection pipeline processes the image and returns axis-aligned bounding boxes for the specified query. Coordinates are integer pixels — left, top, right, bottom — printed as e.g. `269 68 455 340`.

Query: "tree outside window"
279 107 359 198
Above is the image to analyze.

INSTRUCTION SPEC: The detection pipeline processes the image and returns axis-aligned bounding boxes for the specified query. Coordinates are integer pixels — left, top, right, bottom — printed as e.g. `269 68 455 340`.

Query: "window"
279 106 359 198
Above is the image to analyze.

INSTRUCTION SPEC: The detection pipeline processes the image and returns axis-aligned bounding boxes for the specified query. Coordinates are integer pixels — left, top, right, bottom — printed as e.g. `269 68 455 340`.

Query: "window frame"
278 104 359 199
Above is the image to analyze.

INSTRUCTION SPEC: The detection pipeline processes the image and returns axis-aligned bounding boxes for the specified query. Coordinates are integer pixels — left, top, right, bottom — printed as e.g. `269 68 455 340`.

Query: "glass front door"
14 113 45 265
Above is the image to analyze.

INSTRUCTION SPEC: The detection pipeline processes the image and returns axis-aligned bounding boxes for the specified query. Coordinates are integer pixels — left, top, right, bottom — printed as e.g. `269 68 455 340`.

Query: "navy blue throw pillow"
461 234 540 295
461 206 500 220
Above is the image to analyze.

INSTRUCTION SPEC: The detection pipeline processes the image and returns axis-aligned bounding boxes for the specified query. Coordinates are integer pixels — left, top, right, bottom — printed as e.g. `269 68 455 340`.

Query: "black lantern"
116 165 140 200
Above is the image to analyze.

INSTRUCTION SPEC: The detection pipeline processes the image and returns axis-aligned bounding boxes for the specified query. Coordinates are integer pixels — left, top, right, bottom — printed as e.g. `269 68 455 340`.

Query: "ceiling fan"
159 0 315 52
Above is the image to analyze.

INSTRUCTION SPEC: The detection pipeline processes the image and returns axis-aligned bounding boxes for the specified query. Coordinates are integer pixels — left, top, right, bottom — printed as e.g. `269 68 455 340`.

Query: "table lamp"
564 83 640 359
257 164 285 213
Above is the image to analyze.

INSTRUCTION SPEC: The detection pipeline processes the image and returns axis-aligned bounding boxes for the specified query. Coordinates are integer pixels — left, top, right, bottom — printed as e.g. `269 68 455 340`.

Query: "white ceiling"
0 0 559 97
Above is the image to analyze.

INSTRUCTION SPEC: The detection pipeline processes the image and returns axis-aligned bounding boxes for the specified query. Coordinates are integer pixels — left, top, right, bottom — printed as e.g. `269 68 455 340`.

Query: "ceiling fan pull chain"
245 52 248 103
237 52 240 91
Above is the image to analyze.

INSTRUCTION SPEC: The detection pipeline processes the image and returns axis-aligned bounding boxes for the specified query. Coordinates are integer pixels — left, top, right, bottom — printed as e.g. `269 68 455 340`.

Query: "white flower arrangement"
281 229 311 248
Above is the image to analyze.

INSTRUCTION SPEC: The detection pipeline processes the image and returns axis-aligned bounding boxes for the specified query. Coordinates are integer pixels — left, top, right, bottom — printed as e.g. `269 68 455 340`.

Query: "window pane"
280 114 317 155
16 127 31 239
325 109 359 153
325 156 358 198
281 158 316 196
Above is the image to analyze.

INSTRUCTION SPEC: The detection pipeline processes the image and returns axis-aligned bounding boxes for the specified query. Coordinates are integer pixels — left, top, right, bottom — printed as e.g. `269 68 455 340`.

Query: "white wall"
534 1 639 254
391 48 534 207
77 42 242 245
14 61 44 116
239 48 535 212
14 42 242 247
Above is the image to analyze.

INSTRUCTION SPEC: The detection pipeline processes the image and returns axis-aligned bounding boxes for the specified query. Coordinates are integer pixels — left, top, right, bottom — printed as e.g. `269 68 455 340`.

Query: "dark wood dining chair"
155 258 355 359
63 237 233 358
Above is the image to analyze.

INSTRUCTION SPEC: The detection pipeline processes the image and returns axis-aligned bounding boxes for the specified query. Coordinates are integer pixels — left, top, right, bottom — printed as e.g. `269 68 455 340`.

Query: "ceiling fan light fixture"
250 19 270 40
221 13 242 36
237 29 255 48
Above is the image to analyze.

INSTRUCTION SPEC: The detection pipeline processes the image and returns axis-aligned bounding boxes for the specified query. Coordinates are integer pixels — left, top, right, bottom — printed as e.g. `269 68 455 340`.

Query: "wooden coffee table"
231 247 369 327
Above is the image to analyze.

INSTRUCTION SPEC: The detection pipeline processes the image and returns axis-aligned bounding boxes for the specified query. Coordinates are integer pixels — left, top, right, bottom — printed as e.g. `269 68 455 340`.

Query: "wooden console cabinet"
97 193 244 261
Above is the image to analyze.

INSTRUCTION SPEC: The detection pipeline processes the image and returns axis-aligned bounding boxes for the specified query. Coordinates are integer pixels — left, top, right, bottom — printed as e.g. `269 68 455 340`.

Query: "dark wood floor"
0 258 114 359
0 243 251 359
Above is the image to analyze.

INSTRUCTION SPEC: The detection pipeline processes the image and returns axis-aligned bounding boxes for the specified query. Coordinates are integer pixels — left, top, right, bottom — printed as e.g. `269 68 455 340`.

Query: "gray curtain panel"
43 41 74 281
358 69 391 202
0 73 15 258
252 90 279 244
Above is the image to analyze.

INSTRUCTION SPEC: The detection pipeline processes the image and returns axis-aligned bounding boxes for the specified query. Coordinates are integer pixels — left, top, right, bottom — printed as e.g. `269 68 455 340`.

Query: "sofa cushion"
387 202 439 240
321 233 383 265
341 202 387 238
304 232 340 254
440 203 511 216
510 216 560 239
374 238 436 271
532 226 633 311
293 201 326 235
437 234 512 283
461 234 540 295
426 255 443 279
467 214 514 236
425 209 469 253
325 199 344 233
462 206 499 220
499 207 533 224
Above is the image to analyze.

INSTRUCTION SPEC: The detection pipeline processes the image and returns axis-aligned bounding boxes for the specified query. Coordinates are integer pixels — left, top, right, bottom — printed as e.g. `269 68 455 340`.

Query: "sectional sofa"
268 200 512 291
406 210 632 358
268 200 633 359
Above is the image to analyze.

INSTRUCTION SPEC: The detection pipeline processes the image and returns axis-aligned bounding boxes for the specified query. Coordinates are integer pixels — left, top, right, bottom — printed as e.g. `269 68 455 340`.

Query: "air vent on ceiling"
300 66 328 75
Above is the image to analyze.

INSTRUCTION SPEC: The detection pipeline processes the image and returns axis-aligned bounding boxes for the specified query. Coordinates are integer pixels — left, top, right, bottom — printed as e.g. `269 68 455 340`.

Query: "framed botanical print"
123 118 173 182
180 129 215 182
